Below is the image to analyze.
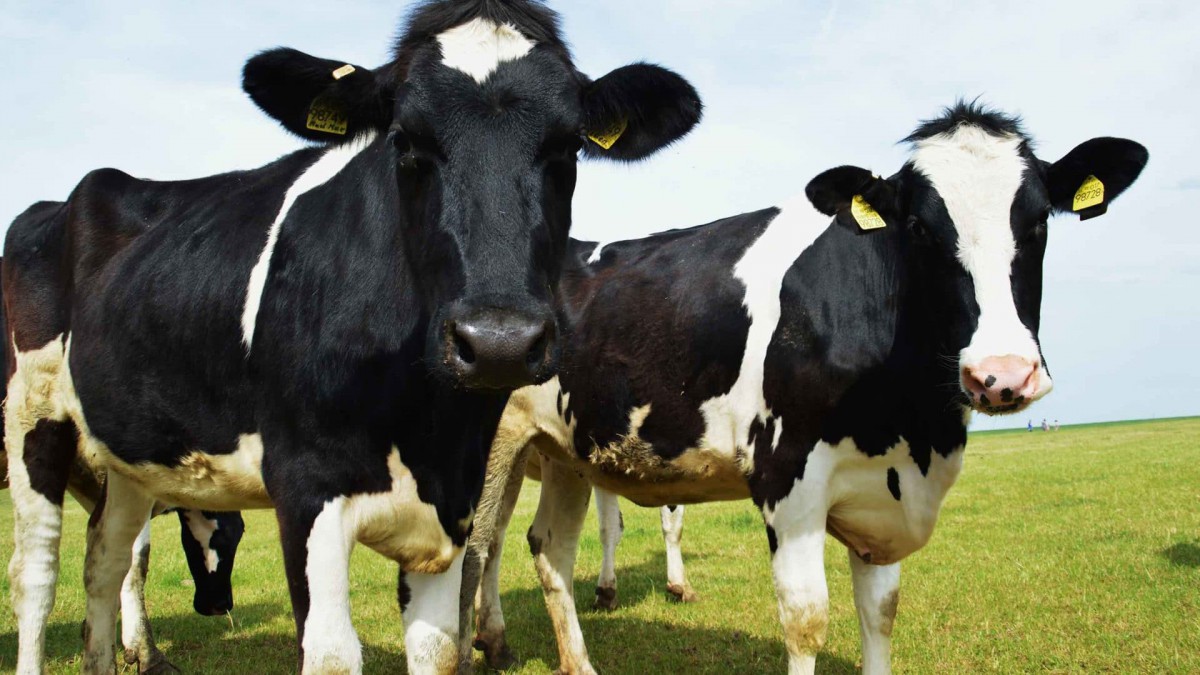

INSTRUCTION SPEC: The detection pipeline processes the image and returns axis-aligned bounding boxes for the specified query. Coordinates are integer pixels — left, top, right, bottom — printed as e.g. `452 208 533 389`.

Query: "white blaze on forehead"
911 126 1048 381
241 131 377 350
437 18 535 84
184 510 221 573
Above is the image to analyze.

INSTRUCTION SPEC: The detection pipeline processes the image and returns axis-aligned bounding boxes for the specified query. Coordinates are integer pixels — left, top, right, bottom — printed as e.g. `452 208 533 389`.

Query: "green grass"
2 418 1198 673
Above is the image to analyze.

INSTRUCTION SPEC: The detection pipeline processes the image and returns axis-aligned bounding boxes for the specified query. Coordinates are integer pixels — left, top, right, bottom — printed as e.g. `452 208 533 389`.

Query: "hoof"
594 586 619 611
667 583 699 603
137 653 182 675
473 635 517 670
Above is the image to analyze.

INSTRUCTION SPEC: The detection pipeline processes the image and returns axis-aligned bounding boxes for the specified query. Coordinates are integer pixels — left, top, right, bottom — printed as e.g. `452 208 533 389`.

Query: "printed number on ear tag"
851 195 887 231
588 118 628 150
306 96 349 136
1072 175 1105 212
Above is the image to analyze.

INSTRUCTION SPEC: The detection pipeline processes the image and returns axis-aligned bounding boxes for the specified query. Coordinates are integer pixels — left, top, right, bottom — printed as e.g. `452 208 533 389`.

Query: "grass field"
2 417 1198 673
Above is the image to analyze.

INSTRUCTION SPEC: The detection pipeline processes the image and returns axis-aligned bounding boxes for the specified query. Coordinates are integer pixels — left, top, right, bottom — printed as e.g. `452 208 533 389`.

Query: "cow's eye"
541 134 583 160
906 215 929 239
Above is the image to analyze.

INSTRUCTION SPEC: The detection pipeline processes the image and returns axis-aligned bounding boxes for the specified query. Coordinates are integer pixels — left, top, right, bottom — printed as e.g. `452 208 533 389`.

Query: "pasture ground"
1 417 1198 673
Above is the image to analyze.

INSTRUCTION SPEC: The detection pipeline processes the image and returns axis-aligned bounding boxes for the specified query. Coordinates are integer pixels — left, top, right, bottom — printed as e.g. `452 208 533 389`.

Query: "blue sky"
1 1 1196 430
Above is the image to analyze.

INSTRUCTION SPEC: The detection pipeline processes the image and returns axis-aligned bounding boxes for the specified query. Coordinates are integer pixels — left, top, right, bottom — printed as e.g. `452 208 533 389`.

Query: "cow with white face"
3 2 701 673
463 102 1147 674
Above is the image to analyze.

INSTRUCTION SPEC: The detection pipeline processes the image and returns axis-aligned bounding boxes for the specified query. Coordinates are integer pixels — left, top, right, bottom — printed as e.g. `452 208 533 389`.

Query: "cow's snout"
193 586 233 617
961 355 1041 414
445 310 556 390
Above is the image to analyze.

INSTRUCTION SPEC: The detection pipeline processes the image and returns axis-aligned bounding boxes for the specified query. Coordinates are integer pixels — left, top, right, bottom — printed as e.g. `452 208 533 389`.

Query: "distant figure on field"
1028 419 1034 432
1042 419 1050 432
1054 419 1060 431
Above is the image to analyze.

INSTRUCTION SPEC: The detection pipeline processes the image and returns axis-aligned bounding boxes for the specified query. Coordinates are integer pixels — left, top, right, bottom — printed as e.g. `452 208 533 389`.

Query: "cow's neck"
810 224 969 469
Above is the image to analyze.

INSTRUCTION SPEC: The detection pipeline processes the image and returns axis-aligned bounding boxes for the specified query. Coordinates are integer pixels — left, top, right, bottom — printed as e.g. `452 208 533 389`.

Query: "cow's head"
242 1 701 390
177 510 245 616
806 101 1147 415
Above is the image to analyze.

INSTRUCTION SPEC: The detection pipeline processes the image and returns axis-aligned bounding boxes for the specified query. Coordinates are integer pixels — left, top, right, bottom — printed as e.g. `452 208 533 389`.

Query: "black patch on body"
887 468 901 501
765 525 778 555
22 419 79 505
557 210 777 461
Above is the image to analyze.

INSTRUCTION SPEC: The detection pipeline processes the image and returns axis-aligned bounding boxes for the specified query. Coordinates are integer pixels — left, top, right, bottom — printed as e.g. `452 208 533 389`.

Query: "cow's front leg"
528 457 596 675
464 442 533 671
401 551 464 675
593 487 622 610
762 492 829 675
849 550 900 675
120 520 178 674
275 493 360 675
661 505 697 602
83 472 155 675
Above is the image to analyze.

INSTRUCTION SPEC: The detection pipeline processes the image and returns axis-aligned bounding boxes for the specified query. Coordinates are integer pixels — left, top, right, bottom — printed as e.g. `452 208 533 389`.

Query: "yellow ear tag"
331 64 357 80
306 95 349 136
587 118 628 150
850 195 887 231
1072 175 1105 211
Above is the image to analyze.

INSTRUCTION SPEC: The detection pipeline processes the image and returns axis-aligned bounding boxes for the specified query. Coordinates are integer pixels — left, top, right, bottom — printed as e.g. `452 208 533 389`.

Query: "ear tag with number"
587 118 628 150
1072 175 1106 220
850 195 887 231
306 95 349 136
331 64 356 80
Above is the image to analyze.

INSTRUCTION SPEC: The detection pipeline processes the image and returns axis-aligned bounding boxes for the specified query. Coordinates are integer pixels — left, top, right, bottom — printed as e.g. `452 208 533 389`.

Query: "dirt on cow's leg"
661 505 699 603
848 549 900 675
593 487 622 611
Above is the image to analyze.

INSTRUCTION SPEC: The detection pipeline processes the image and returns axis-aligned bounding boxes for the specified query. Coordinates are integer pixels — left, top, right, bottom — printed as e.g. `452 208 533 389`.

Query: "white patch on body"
183 510 221 573
241 131 378 350
696 198 827 473
911 125 1053 396
437 18 535 84
402 551 465 674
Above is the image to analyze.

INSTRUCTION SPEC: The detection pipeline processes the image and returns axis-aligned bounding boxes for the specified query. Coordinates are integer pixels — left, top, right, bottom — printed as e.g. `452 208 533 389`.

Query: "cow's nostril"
452 326 477 365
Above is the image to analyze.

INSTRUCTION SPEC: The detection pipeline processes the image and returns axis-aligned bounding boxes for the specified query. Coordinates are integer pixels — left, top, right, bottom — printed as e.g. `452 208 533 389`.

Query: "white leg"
8 457 65 675
404 551 464 675
661 505 697 602
300 497 362 675
120 520 174 672
849 551 900 675
593 487 622 610
764 496 829 675
529 458 596 675
83 472 155 675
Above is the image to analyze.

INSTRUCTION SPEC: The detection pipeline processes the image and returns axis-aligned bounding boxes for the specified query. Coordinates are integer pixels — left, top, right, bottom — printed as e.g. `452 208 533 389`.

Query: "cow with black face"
3 2 701 673
464 102 1147 674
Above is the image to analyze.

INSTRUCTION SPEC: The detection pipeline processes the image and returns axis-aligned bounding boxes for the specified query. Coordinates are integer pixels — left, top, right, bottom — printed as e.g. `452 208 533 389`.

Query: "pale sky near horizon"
0 1 1195 431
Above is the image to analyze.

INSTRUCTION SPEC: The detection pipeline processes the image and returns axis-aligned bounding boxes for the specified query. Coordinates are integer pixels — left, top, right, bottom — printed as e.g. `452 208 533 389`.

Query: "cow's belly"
347 448 460 574
821 441 964 565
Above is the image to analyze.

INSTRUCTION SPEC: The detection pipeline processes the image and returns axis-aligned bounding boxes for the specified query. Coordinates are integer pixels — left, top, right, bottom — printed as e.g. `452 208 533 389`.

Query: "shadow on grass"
1161 541 1200 568
489 551 858 675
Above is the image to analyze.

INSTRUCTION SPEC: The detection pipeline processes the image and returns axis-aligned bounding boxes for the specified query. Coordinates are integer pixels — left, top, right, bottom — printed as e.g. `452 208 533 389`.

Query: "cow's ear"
580 63 702 162
243 48 394 142
805 165 898 234
1046 137 1148 221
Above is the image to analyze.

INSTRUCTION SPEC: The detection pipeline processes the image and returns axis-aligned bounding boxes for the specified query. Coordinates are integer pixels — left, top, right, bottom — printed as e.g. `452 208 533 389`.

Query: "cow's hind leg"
83 472 155 675
592 487 622 610
528 458 596 675
7 417 75 675
401 551 464 675
463 442 534 671
121 520 179 674
849 551 900 675
661 505 697 602
762 491 829 675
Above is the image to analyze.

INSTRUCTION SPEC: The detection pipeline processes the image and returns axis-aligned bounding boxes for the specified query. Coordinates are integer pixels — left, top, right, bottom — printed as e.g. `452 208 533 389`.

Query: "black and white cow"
463 102 1147 674
3 1 700 673
3 245 245 673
